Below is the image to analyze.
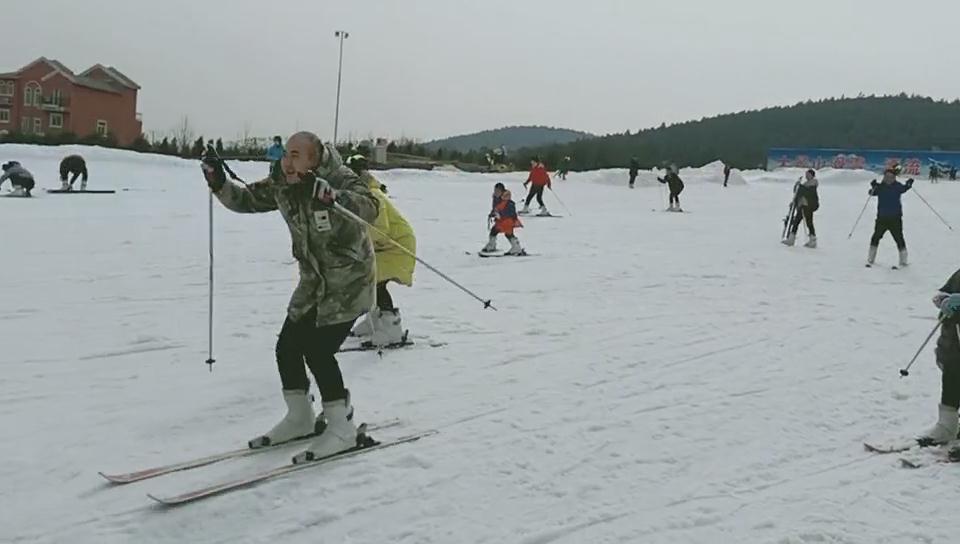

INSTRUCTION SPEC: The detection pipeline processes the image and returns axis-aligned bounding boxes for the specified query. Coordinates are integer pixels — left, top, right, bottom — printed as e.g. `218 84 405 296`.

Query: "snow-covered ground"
2 145 959 543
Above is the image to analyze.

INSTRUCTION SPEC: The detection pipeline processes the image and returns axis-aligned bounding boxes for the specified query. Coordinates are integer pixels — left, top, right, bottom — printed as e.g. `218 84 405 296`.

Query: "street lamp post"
333 30 349 145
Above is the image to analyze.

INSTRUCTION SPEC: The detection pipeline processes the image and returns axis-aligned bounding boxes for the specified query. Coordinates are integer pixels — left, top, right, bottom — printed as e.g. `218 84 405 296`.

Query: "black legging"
789 206 815 236
525 185 545 207
376 281 394 311
10 176 34 194
870 217 906 250
275 308 354 401
669 191 681 207
942 359 960 408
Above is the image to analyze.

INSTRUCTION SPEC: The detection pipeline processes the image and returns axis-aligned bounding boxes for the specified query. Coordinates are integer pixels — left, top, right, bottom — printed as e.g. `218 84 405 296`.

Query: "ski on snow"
147 426 437 506
899 447 959 468
99 419 402 484
338 331 446 353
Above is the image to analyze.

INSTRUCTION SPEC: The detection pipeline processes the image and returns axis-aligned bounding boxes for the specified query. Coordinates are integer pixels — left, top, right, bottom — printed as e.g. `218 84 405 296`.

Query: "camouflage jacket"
214 144 379 326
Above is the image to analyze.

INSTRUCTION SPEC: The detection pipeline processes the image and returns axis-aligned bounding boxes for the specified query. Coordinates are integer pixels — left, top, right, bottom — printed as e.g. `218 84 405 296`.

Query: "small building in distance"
0 57 142 145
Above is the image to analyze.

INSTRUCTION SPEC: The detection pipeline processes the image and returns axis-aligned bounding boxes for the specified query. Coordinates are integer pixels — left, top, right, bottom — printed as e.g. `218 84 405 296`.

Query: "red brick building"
0 57 142 146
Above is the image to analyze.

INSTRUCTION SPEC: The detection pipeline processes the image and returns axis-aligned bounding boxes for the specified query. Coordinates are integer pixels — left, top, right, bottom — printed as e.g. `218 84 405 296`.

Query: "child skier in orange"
481 186 525 256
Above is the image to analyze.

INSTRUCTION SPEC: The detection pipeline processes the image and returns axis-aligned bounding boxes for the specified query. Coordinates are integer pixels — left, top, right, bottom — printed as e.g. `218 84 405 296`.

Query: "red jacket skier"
522 159 552 216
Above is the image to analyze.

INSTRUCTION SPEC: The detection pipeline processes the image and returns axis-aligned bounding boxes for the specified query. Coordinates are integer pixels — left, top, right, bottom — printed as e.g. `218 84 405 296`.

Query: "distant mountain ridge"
424 125 593 153
513 95 960 170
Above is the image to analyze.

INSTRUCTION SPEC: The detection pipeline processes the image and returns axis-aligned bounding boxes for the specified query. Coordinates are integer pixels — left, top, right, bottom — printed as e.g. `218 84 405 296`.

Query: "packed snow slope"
3 145 959 544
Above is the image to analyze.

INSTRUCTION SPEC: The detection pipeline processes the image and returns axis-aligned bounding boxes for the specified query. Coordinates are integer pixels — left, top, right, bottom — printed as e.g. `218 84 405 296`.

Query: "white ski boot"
519 204 530 215
781 233 796 247
60 179 71 191
248 390 316 448
80 180 87 191
480 234 498 253
917 404 959 446
369 308 405 346
898 249 909 268
537 206 551 217
804 235 817 248
505 236 525 256
351 312 373 337
293 396 357 463
10 186 26 197
866 245 878 267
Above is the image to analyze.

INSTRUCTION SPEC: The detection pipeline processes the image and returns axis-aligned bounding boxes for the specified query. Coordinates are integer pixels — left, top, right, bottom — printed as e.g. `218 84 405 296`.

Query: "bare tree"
174 116 195 155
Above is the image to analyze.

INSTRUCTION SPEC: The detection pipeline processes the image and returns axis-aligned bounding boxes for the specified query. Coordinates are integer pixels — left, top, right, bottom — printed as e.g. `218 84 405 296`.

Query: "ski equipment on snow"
98 419 402 484
146 426 436 505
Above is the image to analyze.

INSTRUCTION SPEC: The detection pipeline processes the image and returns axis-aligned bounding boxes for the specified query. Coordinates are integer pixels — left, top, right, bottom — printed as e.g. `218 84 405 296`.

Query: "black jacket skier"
657 168 684 211
628 158 640 188
782 169 819 248
59 154 88 190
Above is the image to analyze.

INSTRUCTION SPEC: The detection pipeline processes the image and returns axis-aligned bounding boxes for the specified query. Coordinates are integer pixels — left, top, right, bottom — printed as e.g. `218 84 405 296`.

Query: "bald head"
281 131 323 182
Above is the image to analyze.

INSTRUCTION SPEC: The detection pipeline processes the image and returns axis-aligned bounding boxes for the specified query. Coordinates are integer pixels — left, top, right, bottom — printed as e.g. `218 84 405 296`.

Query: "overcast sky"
3 0 958 143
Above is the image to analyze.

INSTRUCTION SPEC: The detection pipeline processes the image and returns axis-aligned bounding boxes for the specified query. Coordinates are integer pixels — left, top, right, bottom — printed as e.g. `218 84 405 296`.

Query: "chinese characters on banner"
768 148 960 176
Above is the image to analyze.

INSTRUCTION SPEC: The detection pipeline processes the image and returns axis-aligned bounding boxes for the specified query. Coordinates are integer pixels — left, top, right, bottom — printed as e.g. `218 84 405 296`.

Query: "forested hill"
514 95 960 170
423 126 592 153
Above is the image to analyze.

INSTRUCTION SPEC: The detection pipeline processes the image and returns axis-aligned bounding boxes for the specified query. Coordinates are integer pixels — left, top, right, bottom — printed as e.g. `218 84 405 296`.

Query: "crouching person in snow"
658 165 685 211
866 167 913 268
481 187 525 255
59 154 89 191
783 169 820 248
0 161 35 197
921 271 960 455
345 155 417 346
201 131 379 463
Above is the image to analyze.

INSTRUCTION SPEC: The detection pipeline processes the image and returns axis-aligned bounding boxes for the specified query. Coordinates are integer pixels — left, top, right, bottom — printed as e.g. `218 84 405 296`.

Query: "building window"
33 117 42 134
21 117 30 133
24 82 41 107
49 112 63 128
96 120 108 136
0 109 9 123
0 82 13 97
48 89 62 107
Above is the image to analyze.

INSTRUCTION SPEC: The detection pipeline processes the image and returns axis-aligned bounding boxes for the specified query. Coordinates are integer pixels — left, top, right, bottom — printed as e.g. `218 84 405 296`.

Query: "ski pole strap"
332 202 497 311
205 143 250 186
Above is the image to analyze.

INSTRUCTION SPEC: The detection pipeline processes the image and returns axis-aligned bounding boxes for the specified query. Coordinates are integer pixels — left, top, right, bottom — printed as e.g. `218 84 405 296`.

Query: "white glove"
933 292 950 309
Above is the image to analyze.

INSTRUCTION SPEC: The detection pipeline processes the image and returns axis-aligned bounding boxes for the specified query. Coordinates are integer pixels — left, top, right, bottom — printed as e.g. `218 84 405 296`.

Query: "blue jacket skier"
866 166 913 267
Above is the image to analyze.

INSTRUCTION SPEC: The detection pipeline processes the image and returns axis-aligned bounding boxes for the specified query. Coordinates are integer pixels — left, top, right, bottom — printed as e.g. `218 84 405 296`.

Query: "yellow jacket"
363 172 416 286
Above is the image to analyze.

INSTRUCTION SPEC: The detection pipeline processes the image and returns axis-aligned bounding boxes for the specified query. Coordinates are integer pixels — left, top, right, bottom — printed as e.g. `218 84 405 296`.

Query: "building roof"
4 57 137 93
80 64 140 90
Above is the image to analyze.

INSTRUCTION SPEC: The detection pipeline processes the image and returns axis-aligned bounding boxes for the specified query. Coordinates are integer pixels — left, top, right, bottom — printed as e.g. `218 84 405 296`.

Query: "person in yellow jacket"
345 155 417 346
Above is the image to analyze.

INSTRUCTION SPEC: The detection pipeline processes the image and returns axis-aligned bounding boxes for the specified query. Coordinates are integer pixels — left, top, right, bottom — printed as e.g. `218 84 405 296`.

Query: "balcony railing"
40 95 69 111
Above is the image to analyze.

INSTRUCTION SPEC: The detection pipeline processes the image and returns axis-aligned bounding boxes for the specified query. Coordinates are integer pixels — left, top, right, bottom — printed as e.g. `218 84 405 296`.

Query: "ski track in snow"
1 146 958 543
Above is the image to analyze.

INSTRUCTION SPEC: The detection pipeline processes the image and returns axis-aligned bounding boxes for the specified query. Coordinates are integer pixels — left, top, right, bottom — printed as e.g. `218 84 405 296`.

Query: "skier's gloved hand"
906 178 915 187
933 292 950 308
201 157 226 192
301 171 336 207
939 294 960 320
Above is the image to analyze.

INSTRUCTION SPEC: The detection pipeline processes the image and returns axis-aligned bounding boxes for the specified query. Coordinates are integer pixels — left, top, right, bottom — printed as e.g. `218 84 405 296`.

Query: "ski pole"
911 188 954 231
847 196 871 239
900 319 942 377
548 187 573 216
332 202 497 310
206 190 216 372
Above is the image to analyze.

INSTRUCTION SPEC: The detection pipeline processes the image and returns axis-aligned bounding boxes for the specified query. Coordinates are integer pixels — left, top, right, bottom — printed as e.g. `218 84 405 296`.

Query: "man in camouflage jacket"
202 131 379 462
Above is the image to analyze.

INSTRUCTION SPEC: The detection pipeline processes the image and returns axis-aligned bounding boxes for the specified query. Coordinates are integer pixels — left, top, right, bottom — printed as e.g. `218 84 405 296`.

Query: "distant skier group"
0 154 92 196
